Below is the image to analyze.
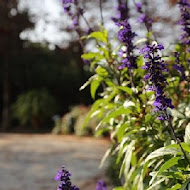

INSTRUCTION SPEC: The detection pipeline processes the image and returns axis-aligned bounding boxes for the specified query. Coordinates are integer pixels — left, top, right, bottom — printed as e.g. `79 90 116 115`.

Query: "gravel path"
0 134 110 190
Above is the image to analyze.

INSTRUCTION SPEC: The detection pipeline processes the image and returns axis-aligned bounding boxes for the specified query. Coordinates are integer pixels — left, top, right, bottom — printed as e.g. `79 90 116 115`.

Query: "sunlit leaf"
166 184 181 190
150 157 180 185
88 31 107 43
184 123 190 145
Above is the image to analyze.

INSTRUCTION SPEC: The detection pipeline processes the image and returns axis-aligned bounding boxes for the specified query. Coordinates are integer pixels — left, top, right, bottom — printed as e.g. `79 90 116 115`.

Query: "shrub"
12 89 57 128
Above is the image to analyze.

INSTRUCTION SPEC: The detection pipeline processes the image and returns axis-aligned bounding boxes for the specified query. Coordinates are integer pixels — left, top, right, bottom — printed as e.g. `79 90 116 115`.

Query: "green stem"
166 114 190 165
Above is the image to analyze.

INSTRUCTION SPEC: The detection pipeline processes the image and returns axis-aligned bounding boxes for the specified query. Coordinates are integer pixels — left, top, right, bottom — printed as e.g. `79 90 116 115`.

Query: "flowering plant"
56 0 190 189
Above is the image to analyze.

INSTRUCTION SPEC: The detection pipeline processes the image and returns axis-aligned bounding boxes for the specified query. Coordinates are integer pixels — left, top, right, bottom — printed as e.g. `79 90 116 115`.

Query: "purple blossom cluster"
112 1 137 70
117 20 138 69
96 180 107 190
141 43 174 120
55 166 79 190
112 0 128 23
61 0 93 34
173 52 185 80
135 2 153 32
61 0 83 28
178 0 190 45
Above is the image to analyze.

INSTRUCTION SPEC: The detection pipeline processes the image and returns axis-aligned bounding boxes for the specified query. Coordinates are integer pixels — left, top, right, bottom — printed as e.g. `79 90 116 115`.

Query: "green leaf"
120 140 135 178
117 123 129 143
179 178 190 190
150 157 180 185
90 77 102 99
81 52 104 60
145 147 181 163
145 114 152 123
89 31 107 43
167 143 190 153
118 86 133 96
184 123 190 145
157 157 180 176
100 147 112 168
142 161 149 179
113 187 123 190
96 106 132 130
166 184 181 190
147 178 166 190
81 99 104 129
95 66 108 77
98 47 109 59
79 75 95 90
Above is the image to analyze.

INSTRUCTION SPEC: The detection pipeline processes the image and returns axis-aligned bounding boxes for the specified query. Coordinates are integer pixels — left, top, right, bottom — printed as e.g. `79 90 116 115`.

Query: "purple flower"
117 20 137 69
141 43 174 120
55 170 63 181
178 0 190 45
136 2 153 31
173 52 185 80
136 2 142 12
112 0 128 23
96 180 107 190
55 165 79 190
62 0 73 3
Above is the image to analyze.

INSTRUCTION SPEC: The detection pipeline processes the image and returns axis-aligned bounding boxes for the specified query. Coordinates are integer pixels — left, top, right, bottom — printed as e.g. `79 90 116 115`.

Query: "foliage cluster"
59 0 190 189
52 104 101 136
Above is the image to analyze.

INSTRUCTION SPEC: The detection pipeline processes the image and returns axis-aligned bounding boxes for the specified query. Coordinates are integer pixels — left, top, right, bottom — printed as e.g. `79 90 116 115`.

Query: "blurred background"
0 0 181 134
0 0 183 189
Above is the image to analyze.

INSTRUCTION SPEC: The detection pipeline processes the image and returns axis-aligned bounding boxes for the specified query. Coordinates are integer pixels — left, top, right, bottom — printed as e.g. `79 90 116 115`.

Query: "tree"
0 0 33 130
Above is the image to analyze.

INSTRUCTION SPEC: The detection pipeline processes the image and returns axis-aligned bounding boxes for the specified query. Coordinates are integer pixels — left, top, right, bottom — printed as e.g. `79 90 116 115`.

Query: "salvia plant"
55 0 190 189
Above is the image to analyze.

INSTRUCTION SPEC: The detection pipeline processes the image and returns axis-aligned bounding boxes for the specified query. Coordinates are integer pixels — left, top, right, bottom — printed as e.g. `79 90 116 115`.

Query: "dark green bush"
12 89 57 128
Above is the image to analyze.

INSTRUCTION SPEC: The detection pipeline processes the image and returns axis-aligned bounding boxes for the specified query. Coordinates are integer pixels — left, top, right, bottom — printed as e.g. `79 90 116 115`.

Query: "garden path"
0 134 110 190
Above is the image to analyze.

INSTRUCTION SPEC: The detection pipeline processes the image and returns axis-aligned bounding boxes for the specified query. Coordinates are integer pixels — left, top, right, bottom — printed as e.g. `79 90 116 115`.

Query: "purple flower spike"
136 2 153 31
55 165 79 190
173 52 185 80
96 180 107 190
178 0 190 45
55 170 63 181
112 0 128 23
117 20 137 69
141 42 174 120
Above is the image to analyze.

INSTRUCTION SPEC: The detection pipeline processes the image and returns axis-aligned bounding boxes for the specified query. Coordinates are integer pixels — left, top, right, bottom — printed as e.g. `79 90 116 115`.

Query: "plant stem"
81 14 93 32
166 114 190 165
99 0 104 25
128 69 135 89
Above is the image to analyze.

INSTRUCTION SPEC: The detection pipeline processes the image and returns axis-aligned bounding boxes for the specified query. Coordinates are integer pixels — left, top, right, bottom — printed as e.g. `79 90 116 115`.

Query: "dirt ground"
0 134 111 190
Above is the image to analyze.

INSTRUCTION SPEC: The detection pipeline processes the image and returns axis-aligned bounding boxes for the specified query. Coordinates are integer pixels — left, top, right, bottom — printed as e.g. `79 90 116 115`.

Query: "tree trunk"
2 56 10 131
